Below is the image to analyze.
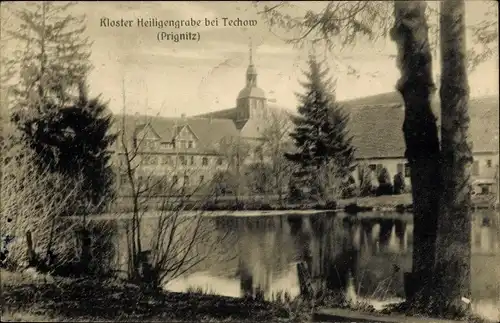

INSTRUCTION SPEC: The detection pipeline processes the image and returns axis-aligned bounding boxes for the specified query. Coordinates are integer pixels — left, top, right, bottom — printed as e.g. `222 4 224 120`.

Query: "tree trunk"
390 1 441 308
434 0 472 313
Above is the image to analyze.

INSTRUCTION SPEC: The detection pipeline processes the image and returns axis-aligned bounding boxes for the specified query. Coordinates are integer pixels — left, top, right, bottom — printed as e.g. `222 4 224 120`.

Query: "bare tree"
215 135 252 202
258 109 295 205
0 138 83 269
116 83 229 288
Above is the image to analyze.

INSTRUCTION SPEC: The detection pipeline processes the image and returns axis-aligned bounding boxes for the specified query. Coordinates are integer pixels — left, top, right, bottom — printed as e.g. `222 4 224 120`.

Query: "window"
190 156 194 165
368 164 377 171
172 175 178 185
404 163 411 178
179 155 187 165
143 155 157 165
202 157 208 166
183 175 189 186
199 175 205 183
217 157 223 166
486 159 492 168
188 141 193 148
472 161 479 176
161 142 171 149
480 185 490 195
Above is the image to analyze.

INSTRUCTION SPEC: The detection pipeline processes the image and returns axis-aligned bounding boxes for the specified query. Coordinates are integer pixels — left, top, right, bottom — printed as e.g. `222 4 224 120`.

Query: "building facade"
111 46 278 195
342 92 499 195
111 48 499 197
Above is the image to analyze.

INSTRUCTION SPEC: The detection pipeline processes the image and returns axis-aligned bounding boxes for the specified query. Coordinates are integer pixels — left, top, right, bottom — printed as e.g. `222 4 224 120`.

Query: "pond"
161 210 499 320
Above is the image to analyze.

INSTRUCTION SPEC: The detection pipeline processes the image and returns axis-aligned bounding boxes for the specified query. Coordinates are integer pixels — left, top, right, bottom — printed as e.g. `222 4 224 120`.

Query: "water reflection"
166 211 499 306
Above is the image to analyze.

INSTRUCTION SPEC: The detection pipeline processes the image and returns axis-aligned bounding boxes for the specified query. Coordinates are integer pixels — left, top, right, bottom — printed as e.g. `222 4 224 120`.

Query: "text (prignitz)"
157 32 200 43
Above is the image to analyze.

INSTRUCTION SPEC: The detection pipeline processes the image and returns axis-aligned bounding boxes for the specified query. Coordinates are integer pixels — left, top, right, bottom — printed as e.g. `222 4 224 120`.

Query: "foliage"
377 167 391 185
465 1 498 72
4 2 113 213
16 83 116 213
341 175 357 199
256 1 497 74
6 1 92 116
376 167 393 196
0 142 115 274
210 170 239 196
286 55 355 202
243 162 273 195
256 2 391 50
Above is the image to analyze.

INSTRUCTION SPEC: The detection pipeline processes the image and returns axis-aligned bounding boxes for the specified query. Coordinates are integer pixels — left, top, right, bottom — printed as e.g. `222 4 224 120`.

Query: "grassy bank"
2 268 496 323
0 270 290 322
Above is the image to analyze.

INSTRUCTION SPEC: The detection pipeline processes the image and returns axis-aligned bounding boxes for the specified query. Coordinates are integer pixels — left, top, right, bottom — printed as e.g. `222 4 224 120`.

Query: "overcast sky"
2 1 498 117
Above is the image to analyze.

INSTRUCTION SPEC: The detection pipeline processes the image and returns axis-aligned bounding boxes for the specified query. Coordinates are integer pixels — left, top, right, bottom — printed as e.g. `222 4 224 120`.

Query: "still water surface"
163 210 500 320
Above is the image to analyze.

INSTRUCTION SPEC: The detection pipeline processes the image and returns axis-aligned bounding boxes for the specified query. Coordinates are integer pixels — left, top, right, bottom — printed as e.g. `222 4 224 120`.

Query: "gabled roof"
342 92 499 159
173 124 199 141
111 114 239 154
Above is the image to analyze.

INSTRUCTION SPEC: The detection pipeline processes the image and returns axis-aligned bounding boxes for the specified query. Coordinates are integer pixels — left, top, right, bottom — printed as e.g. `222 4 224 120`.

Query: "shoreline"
76 194 498 220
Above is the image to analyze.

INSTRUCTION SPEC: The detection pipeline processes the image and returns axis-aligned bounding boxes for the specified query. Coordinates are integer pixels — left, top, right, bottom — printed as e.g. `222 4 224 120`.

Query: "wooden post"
25 230 36 267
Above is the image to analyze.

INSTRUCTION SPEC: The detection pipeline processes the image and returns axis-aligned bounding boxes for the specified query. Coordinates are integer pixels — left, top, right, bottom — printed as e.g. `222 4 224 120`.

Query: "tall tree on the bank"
7 1 92 129
24 82 116 213
5 2 115 213
258 1 497 313
390 1 441 307
434 0 472 312
286 55 355 202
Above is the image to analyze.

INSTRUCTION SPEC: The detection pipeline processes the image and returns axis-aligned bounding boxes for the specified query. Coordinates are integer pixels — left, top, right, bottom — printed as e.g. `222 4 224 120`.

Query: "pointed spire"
245 36 257 86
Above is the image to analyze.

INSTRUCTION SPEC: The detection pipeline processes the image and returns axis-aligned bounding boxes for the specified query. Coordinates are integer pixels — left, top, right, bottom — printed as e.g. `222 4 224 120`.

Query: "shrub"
393 172 406 194
357 163 375 197
376 168 393 196
377 167 391 185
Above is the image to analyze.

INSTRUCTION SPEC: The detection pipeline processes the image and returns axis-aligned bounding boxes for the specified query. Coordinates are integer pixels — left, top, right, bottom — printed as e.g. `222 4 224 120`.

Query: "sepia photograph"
0 1 498 322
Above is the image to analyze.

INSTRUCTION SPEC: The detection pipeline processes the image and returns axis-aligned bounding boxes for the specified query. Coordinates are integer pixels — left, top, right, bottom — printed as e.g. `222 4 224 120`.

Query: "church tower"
235 39 267 126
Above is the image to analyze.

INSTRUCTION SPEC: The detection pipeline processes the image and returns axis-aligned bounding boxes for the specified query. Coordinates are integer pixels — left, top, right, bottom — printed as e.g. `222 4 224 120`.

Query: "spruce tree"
4 3 116 213
7 1 92 127
26 82 116 213
286 55 355 201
